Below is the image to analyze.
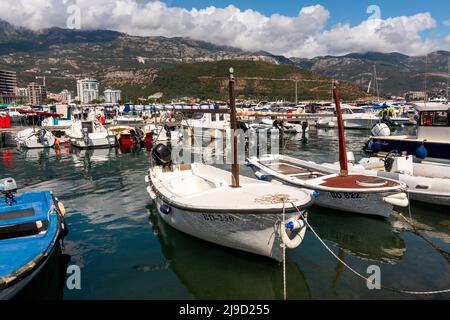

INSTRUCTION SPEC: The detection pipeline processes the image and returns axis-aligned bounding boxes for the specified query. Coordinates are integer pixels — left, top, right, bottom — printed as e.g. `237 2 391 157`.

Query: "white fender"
383 193 409 207
279 218 307 249
146 186 157 200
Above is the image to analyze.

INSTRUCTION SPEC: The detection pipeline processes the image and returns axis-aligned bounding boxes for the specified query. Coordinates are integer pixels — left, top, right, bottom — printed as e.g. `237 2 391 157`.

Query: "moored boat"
247 87 409 218
365 104 450 162
145 69 315 261
16 128 56 149
0 178 68 300
65 120 116 149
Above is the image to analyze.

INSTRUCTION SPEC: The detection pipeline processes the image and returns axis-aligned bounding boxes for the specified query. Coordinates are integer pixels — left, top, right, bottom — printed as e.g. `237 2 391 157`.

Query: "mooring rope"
288 201 450 296
400 191 450 257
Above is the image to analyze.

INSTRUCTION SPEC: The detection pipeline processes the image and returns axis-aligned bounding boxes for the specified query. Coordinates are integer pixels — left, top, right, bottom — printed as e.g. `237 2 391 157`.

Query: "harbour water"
2 127 450 300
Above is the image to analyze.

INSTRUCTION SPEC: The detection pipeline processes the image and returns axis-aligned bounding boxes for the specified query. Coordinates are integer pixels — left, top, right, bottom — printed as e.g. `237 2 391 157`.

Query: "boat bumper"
383 192 409 207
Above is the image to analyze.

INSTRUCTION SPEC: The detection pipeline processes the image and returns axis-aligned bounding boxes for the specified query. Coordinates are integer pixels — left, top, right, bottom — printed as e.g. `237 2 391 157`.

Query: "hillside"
291 51 450 96
0 20 365 101
149 60 364 101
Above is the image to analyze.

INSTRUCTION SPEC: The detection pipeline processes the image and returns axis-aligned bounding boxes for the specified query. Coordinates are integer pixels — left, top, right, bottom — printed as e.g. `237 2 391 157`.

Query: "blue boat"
0 178 68 300
364 103 450 162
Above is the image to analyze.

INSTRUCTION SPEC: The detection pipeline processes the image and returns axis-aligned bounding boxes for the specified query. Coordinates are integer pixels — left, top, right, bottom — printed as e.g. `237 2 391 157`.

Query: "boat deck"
321 175 400 189
261 159 324 180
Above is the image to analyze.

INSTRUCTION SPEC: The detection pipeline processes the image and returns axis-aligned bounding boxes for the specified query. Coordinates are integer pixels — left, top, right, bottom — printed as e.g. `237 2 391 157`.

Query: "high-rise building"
27 82 47 105
77 79 99 103
59 89 72 103
0 70 17 104
104 89 122 104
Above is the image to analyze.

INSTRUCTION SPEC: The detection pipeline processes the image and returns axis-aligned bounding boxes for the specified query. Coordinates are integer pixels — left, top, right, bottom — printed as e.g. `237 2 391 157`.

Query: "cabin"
416 104 450 141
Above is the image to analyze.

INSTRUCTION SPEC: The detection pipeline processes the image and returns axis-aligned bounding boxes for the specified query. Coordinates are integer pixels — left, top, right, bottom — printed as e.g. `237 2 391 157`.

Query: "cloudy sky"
0 0 449 58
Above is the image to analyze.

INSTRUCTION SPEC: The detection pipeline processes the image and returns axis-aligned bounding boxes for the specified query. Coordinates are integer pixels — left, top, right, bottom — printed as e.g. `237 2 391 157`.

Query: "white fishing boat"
247 87 409 218
16 128 56 149
146 160 313 261
344 153 450 207
65 120 116 148
145 70 315 261
316 105 378 129
184 111 230 139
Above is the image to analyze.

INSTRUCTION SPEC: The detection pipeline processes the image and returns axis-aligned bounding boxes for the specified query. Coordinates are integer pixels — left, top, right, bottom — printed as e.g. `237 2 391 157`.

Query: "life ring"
279 219 307 249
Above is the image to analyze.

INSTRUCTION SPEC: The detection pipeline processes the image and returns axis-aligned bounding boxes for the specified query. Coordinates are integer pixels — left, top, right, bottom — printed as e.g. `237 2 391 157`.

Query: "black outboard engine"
152 143 172 167
1 178 18 206
163 125 172 139
273 120 283 129
302 121 309 132
37 128 47 144
237 121 249 132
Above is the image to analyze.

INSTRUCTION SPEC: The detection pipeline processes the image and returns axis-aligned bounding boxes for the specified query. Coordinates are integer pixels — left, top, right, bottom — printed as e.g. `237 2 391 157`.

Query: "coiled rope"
287 201 450 296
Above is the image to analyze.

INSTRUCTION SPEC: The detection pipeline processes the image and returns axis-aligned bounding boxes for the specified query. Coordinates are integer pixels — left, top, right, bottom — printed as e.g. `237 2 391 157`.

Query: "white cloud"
444 19 450 27
0 0 447 58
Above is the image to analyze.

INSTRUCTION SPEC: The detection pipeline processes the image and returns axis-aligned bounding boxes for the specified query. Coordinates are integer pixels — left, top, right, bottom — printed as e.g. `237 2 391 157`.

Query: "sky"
0 0 449 58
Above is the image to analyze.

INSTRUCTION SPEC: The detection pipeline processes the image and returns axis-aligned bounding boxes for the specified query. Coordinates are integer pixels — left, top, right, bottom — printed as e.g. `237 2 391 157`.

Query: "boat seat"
169 175 215 196
0 220 48 240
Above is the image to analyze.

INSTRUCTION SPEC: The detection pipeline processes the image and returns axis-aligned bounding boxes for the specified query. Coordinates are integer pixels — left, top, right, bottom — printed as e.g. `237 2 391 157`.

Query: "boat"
183 111 230 139
108 126 143 148
260 118 309 133
0 178 68 300
16 128 56 149
145 69 315 262
365 104 450 162
344 153 450 207
247 87 409 218
315 105 379 129
65 120 116 149
143 124 183 142
148 207 311 299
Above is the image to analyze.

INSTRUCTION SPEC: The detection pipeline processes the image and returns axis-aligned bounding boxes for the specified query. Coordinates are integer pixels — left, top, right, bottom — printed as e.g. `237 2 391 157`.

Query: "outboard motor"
237 121 249 133
371 123 391 137
273 120 283 130
152 143 172 167
37 128 47 144
164 125 172 139
0 177 18 206
302 121 309 132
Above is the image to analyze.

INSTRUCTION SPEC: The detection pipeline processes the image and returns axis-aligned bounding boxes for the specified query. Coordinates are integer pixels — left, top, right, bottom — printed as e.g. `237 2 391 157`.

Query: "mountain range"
1 19 448 100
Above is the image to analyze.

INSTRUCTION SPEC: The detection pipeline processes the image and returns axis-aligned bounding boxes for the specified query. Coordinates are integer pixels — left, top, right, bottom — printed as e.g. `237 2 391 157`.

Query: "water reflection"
13 243 70 300
310 208 406 263
148 205 311 300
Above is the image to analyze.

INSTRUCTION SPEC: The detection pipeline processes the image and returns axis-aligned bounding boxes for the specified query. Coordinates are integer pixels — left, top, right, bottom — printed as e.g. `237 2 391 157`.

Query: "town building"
0 70 17 104
104 89 122 104
27 82 47 105
77 79 99 103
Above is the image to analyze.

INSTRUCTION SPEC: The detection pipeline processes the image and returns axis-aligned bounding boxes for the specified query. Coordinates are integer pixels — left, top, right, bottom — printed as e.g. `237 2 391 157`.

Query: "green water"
1 128 450 300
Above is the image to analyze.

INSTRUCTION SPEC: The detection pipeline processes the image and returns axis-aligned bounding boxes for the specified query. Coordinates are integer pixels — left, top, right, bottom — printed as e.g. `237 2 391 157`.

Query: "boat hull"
269 177 396 217
70 135 116 149
370 137 450 161
153 196 303 262
0 246 54 300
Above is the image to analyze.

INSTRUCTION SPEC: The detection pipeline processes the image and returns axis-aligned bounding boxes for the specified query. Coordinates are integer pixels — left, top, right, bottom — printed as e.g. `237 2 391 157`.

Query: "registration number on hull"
202 214 236 222
330 192 361 199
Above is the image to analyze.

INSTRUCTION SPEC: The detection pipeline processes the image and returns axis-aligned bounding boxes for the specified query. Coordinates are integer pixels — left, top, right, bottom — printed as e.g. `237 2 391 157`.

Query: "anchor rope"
288 202 450 296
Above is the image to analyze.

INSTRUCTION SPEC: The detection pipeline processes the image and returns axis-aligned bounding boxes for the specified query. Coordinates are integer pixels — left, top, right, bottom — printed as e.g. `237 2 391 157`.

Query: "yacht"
365 104 450 162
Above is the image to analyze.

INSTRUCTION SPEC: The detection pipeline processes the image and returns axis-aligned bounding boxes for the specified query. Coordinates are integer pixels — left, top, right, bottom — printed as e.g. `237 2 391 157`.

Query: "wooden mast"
332 84 349 177
229 68 240 188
